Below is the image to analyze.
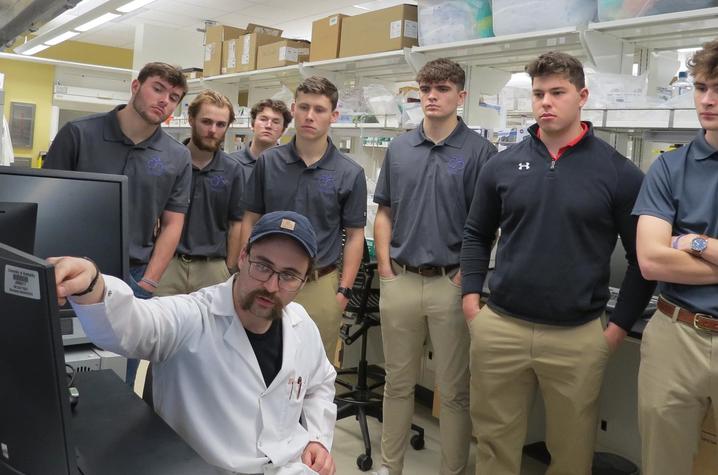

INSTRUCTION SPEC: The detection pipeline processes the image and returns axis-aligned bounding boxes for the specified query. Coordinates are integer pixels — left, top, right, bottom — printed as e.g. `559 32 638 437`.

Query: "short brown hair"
250 99 293 131
295 76 339 110
187 89 235 124
525 51 585 90
688 39 718 80
416 58 466 90
137 62 188 98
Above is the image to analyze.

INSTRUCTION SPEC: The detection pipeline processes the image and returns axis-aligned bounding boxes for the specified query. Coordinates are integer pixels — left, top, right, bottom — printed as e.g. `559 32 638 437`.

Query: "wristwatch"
690 235 709 256
337 286 353 299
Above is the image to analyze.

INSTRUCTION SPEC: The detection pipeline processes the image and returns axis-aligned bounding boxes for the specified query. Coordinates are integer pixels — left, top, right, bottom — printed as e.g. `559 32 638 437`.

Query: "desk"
72 370 215 475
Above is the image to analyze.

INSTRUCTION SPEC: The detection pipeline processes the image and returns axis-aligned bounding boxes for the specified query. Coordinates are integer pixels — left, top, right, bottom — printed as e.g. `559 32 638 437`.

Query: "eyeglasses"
247 259 305 292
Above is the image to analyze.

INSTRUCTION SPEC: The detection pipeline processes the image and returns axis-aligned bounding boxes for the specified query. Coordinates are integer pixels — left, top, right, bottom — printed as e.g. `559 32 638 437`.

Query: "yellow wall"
1 59 54 167
37 41 133 69
1 42 133 166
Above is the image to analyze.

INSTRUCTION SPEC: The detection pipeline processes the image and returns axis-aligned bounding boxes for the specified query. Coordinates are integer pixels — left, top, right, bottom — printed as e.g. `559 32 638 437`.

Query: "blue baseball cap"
249 211 317 258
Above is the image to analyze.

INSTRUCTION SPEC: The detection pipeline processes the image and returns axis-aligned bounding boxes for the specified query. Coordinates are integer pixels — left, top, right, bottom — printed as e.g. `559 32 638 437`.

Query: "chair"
335 242 424 472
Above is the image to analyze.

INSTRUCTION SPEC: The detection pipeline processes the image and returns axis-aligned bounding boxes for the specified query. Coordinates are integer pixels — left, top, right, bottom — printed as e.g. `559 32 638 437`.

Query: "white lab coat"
72 275 337 475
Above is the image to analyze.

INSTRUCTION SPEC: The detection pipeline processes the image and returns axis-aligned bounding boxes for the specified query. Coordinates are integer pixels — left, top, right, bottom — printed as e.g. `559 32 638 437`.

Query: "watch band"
72 257 100 296
337 286 352 299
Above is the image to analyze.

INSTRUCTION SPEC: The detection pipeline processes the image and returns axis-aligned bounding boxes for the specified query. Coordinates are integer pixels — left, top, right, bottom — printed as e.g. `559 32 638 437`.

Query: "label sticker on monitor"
4 265 40 300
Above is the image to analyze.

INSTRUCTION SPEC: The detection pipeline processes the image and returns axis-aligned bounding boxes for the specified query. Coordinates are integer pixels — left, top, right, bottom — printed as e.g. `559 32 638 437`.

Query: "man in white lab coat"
50 211 337 475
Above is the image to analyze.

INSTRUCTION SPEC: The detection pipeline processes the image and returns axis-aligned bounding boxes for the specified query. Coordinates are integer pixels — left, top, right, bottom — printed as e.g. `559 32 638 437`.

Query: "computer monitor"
0 167 129 291
0 202 38 254
0 243 79 475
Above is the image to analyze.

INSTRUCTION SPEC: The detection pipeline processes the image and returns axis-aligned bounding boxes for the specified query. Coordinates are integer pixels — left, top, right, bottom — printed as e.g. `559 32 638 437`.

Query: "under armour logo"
518 162 530 170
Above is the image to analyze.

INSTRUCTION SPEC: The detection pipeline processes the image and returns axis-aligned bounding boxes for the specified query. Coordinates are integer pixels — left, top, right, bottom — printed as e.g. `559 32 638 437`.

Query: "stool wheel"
356 453 373 471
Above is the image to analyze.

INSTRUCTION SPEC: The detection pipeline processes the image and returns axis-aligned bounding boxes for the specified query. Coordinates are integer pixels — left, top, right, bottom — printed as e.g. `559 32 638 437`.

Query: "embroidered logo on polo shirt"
146 156 166 176
209 174 228 191
447 155 466 176
317 174 335 193
518 162 530 170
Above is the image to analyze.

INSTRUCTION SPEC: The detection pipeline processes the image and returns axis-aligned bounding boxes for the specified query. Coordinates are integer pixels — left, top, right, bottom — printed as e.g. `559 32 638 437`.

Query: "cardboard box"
181 68 203 80
222 24 283 74
203 41 222 77
257 39 311 69
246 23 283 38
310 14 348 62
222 32 280 74
205 25 246 44
693 410 717 475
339 4 418 58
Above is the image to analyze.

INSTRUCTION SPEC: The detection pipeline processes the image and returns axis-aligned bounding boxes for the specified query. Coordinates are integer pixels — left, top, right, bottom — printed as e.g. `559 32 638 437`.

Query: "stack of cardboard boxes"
310 4 418 61
200 4 419 77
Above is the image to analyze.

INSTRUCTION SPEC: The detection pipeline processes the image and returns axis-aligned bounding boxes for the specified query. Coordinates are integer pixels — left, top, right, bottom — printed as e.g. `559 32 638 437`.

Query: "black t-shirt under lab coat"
245 319 283 387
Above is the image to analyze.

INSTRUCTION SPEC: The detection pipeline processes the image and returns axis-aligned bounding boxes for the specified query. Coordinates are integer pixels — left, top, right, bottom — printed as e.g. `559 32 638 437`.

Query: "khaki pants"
469 306 610 475
294 269 343 361
638 305 718 475
155 256 231 296
379 264 471 475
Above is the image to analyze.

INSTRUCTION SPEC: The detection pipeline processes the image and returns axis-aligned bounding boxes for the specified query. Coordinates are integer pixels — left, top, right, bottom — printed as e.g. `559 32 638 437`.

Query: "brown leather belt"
397 261 459 278
657 297 718 333
307 264 337 282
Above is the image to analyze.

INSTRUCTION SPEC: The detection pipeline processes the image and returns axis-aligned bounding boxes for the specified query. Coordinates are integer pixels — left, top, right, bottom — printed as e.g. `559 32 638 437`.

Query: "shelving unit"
183 7 717 133
167 8 718 173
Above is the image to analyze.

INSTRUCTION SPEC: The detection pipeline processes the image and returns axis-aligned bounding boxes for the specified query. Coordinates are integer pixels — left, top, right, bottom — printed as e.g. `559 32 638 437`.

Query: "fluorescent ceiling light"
45 30 80 46
21 44 51 55
76 12 120 32
117 0 156 13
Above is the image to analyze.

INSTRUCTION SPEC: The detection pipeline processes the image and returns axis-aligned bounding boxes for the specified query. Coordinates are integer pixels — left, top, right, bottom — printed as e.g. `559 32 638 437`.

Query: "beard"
240 289 283 321
132 95 166 125
191 127 223 152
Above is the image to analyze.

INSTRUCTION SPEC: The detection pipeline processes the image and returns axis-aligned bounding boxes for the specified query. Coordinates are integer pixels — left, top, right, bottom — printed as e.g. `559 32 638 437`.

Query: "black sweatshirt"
461 123 656 331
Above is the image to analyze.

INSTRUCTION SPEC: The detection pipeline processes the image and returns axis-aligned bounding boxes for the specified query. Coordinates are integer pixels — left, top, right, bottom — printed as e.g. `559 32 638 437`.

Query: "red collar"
537 122 589 160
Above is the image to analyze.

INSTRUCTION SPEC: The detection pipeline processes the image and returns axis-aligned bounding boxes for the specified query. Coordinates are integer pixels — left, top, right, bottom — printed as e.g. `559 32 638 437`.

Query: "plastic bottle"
672 71 694 98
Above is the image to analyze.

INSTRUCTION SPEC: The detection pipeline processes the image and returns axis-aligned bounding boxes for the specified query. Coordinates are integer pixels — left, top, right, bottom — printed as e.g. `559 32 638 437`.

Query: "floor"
134 361 547 475
332 402 547 475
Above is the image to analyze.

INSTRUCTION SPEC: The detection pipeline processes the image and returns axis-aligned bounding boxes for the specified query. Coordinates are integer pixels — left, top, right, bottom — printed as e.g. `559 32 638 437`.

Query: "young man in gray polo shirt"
154 90 244 296
373 58 496 475
43 62 192 385
240 76 367 361
633 40 718 475
230 98 293 181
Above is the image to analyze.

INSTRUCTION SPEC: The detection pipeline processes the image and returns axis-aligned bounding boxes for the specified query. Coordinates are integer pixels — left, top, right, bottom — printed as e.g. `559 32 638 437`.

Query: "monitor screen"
0 202 37 254
0 243 79 475
0 167 128 283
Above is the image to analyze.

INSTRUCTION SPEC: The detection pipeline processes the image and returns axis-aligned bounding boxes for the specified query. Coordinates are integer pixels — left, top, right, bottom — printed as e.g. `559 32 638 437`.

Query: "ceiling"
28 0 415 50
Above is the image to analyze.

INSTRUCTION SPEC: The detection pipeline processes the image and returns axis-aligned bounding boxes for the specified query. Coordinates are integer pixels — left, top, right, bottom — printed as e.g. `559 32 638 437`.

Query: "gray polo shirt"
43 106 192 264
229 141 257 185
633 130 718 316
374 118 496 267
241 137 367 268
177 147 244 258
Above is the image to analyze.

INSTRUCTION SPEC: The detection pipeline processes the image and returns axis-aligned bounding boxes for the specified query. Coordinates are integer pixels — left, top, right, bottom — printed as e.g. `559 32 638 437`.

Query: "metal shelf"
413 27 588 72
0 52 133 76
189 8 718 87
588 7 718 51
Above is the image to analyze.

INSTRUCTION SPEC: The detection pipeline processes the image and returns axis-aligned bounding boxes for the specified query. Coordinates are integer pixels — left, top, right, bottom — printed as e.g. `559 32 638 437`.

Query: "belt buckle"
693 313 717 333
180 254 192 263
